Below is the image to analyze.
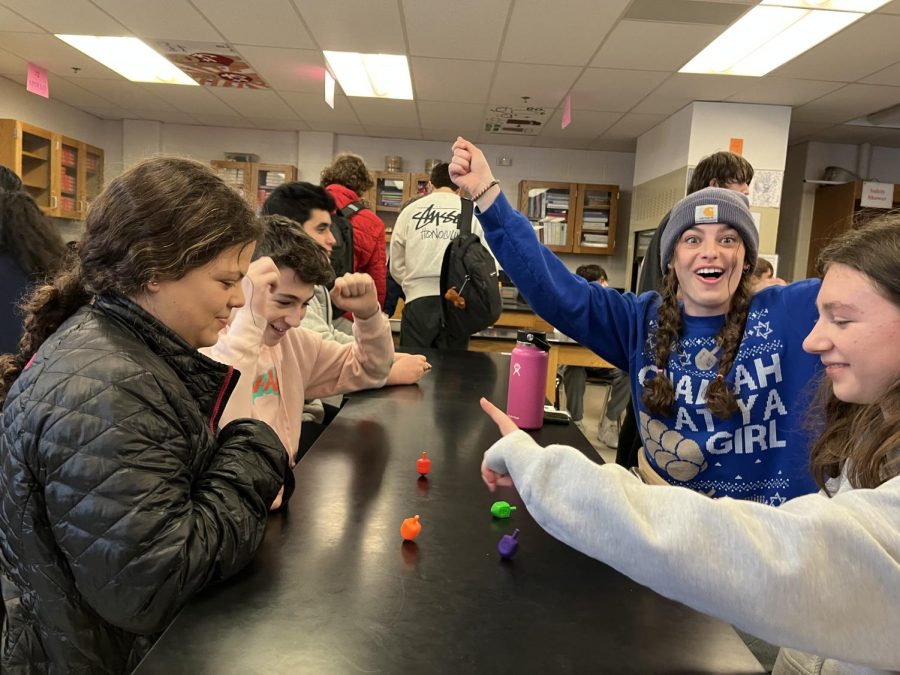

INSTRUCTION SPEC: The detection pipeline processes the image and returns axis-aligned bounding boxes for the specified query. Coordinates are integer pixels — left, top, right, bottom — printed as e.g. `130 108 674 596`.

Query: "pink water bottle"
507 330 551 430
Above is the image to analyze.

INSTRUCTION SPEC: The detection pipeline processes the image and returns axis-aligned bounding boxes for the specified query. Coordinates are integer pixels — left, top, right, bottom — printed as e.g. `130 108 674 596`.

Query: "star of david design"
753 321 773 340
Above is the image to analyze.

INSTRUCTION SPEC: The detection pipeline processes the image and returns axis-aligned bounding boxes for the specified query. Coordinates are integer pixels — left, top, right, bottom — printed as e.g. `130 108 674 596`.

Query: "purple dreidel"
498 528 520 559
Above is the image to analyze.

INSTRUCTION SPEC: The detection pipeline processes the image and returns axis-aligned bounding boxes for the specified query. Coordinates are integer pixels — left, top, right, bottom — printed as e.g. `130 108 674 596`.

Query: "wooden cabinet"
0 119 105 220
807 181 900 277
518 180 618 255
210 159 297 213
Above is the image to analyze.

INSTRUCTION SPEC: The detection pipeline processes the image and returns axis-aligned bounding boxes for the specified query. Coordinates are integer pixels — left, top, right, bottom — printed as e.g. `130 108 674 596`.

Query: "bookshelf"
0 119 105 220
518 181 618 255
210 159 296 213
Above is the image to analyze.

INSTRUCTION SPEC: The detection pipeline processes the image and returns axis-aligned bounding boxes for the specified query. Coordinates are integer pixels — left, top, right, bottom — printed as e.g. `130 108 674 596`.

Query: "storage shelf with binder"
517 180 618 255
210 159 297 213
0 119 105 220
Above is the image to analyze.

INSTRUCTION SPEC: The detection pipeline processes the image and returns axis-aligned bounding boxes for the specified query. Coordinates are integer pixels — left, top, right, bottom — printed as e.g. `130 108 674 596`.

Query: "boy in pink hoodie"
202 215 394 508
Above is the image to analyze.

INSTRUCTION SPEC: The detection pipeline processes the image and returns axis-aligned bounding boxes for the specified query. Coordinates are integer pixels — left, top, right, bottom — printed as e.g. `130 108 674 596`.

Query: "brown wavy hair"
642 266 753 419
0 156 260 403
808 215 900 491
320 153 374 195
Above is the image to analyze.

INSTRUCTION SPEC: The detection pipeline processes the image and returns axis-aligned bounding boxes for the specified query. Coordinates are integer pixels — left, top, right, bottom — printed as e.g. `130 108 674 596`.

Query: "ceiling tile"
0 32 122 79
421 129 460 143
191 0 314 49
403 0 510 61
601 112 667 137
350 98 419 127
490 62 581 108
90 0 222 41
132 110 203 125
0 48 27 76
233 46 323 93
0 0 126 33
417 101 485 130
632 73 744 115
208 88 299 119
410 57 494 103
534 136 595 150
876 0 900 13
812 124 894 145
281 92 360 124
774 14 900 83
501 0 630 66
623 0 751 24
540 109 620 139
294 0 404 52
78 105 131 119
474 132 536 147
787 121 833 143
569 68 668 112
39 75 119 107
138 84 239 115
72 78 181 111
591 20 724 71
792 84 900 124
861 61 900 87
0 4 43 32
588 137 637 152
726 77 845 107
362 125 422 140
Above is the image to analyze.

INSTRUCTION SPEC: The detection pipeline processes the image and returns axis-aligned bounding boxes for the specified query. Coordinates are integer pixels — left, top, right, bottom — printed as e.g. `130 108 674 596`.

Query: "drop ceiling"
2 0 900 151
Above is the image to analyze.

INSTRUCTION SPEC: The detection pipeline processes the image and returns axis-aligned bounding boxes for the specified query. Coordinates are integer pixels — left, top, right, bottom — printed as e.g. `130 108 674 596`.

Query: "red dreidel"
498 528 520 559
400 514 422 541
416 451 431 476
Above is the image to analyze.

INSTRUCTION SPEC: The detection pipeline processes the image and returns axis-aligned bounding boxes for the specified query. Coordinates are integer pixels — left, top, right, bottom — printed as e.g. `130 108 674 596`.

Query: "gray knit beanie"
660 187 758 273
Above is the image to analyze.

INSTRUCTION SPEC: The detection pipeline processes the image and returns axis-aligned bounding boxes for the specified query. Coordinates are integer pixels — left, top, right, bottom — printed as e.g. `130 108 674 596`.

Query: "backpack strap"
340 201 364 218
458 197 474 236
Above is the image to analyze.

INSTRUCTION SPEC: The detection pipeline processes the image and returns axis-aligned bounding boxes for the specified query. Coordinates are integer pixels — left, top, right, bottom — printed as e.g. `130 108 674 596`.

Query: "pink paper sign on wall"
27 63 49 98
561 95 572 129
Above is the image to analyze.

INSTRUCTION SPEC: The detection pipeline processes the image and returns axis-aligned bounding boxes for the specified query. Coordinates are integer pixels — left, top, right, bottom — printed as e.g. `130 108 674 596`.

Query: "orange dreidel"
416 451 431 476
400 515 422 541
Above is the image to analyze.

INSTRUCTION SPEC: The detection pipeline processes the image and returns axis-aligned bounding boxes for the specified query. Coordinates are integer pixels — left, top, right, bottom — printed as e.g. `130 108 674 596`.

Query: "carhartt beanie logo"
660 187 758 273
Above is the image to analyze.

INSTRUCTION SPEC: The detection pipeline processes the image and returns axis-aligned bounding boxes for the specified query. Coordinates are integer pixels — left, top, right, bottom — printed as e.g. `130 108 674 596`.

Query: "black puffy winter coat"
0 294 288 674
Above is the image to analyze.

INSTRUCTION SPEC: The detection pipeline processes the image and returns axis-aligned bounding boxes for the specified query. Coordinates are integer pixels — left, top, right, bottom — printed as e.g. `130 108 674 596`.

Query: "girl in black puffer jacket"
0 158 288 674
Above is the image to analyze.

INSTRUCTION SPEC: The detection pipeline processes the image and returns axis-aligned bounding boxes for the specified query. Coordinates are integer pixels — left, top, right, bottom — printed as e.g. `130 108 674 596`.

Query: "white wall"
869 146 900 182
688 102 791 171
633 104 692 186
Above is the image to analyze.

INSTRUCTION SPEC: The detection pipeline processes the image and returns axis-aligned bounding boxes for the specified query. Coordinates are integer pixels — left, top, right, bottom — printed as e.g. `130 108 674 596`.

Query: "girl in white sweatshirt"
203 216 395 508
478 216 900 673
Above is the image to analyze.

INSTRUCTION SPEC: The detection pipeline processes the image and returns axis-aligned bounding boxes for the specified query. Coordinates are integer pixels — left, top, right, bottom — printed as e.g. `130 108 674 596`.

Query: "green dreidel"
490 500 517 518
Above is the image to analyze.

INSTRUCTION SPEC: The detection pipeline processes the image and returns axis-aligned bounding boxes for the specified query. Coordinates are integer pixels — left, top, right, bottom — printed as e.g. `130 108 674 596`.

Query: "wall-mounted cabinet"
0 119 104 220
210 159 297 213
807 180 900 277
518 180 619 255
359 170 435 239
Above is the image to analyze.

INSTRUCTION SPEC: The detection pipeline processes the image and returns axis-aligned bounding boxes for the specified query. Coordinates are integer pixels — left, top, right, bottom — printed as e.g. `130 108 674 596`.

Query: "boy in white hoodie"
203 215 394 508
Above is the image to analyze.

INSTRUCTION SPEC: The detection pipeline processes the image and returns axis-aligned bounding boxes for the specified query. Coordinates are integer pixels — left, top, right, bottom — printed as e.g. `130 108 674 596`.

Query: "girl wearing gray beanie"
449 137 824 506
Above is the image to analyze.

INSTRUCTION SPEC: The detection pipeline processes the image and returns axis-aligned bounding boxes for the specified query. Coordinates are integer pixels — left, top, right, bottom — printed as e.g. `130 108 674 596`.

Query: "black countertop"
134 350 763 674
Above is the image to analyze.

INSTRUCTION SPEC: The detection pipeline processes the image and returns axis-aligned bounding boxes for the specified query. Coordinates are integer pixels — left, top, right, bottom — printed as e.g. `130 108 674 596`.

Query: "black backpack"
439 198 502 339
330 201 362 279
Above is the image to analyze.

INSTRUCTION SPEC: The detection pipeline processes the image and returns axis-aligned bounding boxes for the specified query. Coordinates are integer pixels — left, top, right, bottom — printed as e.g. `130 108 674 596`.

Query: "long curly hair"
642 267 754 419
0 156 261 403
807 216 900 491
0 190 68 279
320 153 374 195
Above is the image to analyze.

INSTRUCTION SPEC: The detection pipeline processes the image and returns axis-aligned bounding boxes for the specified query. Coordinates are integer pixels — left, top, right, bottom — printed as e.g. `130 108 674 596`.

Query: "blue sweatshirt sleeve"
477 192 646 370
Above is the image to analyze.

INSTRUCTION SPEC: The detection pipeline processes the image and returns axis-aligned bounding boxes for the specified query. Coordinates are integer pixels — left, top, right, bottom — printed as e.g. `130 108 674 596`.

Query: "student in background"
321 153 387 316
0 164 23 193
262 182 430 454
751 257 787 292
0 157 287 672
0 189 68 353
560 263 628 446
204 215 394 508
390 161 487 350
479 217 900 673
450 137 823 505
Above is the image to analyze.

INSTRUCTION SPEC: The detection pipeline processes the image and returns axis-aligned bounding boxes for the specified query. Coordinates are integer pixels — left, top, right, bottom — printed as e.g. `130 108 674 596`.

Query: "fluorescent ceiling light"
55 35 197 85
323 51 412 100
680 1 877 77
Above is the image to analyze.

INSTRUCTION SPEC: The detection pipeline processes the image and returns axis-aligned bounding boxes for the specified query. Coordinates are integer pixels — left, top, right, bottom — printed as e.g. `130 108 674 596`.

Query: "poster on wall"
155 41 270 89
749 169 783 208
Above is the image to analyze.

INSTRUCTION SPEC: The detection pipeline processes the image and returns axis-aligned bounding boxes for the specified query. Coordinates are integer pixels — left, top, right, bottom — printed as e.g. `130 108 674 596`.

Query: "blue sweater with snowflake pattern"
478 192 822 503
